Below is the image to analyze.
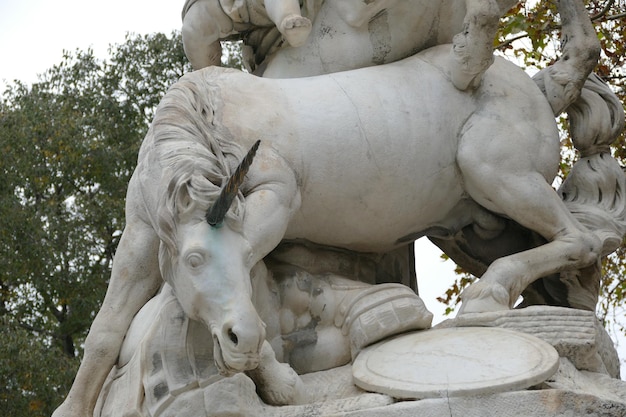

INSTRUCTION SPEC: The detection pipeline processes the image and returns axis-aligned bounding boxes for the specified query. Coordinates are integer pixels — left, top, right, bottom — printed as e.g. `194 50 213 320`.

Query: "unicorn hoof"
458 297 509 315
279 15 312 47
459 281 510 315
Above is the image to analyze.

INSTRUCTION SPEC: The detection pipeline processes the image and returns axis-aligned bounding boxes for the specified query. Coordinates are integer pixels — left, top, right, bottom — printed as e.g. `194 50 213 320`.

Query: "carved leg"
459 225 600 313
456 118 601 314
450 0 520 90
181 0 232 69
533 0 601 115
246 340 307 405
450 0 502 90
265 0 312 47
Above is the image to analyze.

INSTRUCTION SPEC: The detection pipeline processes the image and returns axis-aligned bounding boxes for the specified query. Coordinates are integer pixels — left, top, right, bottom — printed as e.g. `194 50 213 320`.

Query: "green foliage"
222 41 246 70
600 249 626 333
0 318 77 417
0 31 192 416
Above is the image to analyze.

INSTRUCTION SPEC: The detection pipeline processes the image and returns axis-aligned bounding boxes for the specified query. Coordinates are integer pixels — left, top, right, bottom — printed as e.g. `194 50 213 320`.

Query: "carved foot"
342 283 433 358
279 15 312 47
247 340 306 405
259 360 305 405
459 280 510 314
450 31 495 90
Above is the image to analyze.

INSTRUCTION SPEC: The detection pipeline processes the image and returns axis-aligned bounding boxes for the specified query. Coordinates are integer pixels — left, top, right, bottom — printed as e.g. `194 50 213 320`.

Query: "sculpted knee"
564 232 602 266
581 233 602 264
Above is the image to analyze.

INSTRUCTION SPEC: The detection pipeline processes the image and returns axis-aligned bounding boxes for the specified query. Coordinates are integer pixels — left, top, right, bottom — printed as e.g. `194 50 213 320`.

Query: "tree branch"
18 321 52 336
591 0 616 21
496 32 530 50
605 11 626 20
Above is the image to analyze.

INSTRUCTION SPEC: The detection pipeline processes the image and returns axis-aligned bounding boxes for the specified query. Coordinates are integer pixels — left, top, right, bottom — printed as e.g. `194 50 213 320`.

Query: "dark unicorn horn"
206 140 261 227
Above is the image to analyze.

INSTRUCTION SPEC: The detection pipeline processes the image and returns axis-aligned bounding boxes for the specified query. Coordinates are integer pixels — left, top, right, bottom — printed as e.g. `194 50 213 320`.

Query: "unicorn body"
144 47 557 255
133 43 581 373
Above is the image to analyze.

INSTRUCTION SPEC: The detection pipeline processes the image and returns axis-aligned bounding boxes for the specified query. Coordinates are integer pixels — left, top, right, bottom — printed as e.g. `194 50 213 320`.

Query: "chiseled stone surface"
339 390 626 417
438 305 621 378
352 327 559 399
52 0 626 416
148 367 396 417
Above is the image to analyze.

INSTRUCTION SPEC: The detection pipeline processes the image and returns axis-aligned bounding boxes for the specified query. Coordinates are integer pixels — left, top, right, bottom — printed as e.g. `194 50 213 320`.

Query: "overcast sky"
0 0 181 86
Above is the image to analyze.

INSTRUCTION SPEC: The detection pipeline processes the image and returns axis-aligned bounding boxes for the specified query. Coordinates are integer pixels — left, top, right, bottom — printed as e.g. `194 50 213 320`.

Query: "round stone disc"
352 326 559 399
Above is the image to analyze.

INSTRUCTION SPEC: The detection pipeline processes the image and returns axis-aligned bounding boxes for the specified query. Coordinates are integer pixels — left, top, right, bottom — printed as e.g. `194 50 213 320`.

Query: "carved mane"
151 69 246 263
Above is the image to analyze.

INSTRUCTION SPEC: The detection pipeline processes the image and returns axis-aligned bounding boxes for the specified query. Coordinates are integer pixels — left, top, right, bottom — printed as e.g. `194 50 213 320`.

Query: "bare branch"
591 0 616 21
605 11 626 20
18 321 52 336
496 32 530 50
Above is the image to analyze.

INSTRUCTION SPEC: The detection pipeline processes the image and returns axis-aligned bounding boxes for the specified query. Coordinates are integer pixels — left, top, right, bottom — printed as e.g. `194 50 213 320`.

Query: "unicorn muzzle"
213 317 266 375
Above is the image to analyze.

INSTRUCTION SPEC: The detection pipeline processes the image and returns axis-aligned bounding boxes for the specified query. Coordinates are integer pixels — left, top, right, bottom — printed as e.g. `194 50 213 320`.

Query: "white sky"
0 0 181 86
1 0 623 375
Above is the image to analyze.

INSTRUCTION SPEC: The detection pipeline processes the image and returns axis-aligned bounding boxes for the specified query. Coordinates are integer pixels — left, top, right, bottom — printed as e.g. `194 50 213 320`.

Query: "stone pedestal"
98 306 626 416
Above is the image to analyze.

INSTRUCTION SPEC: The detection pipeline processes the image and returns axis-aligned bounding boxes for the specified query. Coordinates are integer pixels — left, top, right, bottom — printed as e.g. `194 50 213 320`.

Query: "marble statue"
181 0 320 69
181 0 519 88
94 253 433 416
431 0 626 312
53 0 626 416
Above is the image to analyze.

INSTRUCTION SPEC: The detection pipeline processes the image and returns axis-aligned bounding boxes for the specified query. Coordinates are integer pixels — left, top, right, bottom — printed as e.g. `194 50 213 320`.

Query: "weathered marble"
438 305 621 378
181 0 320 69
182 0 520 86
339 390 626 417
53 1 626 416
353 327 559 399
96 306 626 416
94 265 431 416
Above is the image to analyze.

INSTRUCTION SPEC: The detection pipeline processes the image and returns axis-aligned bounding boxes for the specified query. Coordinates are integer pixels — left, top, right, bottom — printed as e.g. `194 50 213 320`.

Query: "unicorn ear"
206 140 261 227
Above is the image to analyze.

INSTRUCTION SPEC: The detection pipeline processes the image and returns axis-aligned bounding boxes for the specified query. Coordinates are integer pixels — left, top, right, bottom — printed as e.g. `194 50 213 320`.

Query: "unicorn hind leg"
456 116 602 314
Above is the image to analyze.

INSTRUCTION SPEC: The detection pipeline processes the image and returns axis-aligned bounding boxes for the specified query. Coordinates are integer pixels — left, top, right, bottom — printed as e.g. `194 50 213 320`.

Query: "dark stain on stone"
153 382 169 400
151 352 163 374
368 10 391 65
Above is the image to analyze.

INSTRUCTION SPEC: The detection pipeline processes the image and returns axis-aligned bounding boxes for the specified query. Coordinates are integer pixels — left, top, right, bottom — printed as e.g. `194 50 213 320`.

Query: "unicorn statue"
181 0 520 87
53 0 626 416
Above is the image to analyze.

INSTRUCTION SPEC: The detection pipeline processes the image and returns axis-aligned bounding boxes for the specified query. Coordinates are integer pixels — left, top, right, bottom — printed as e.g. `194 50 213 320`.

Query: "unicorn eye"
185 252 207 269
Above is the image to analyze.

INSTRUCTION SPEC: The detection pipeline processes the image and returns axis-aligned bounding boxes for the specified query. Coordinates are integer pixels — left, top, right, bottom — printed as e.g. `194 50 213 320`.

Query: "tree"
0 31 192 417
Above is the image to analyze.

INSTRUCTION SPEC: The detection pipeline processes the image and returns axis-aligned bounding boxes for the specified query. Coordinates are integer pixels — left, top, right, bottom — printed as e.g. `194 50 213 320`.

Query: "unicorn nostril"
228 328 239 346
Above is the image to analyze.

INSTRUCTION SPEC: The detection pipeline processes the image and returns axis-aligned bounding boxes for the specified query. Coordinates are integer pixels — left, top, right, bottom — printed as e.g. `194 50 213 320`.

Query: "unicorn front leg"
247 340 308 405
242 148 302 261
240 149 304 404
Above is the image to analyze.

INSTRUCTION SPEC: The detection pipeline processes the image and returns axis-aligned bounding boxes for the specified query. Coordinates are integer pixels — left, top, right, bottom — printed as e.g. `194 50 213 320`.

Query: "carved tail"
530 0 626 247
551 73 626 312
559 74 626 257
529 0 626 311
532 0 601 116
